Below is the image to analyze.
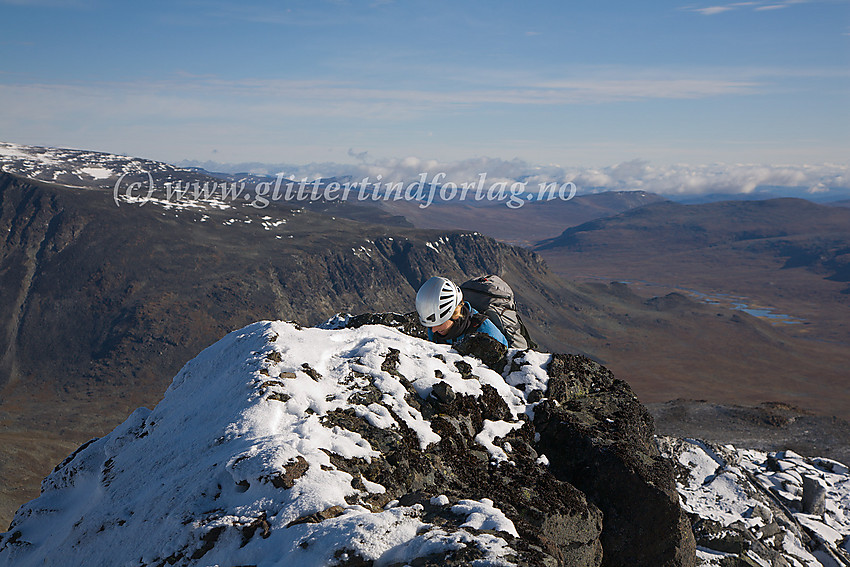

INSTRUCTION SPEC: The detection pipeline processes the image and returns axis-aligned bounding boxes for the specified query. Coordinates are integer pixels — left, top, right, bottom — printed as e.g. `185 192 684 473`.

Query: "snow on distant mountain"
0 141 413 228
0 141 309 230
0 141 201 189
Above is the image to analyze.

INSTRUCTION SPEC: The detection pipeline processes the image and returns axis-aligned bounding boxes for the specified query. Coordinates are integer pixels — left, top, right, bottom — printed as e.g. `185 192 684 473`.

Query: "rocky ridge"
2 315 849 566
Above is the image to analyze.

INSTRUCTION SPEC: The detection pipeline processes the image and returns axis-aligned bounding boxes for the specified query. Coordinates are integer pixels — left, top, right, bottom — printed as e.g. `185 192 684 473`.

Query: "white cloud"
533 77 758 100
179 155 850 197
695 6 737 15
566 160 850 195
687 0 815 14
0 66 766 128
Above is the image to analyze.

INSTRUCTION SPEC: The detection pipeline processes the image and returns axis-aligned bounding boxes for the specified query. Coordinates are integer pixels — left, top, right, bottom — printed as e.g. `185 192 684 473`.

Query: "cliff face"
0 175 77 387
0 172 578 399
0 319 695 567
534 354 695 566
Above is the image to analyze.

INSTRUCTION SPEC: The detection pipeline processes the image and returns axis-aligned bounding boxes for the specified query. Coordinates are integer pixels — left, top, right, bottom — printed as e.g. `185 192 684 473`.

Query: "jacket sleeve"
476 318 509 347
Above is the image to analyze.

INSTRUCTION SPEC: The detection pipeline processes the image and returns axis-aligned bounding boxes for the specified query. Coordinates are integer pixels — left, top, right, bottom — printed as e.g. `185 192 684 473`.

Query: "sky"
1 0 848 194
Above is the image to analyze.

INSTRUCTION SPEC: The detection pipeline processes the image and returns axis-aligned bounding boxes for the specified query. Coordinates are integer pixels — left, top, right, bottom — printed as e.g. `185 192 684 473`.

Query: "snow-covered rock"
0 141 249 215
0 320 603 566
658 437 850 567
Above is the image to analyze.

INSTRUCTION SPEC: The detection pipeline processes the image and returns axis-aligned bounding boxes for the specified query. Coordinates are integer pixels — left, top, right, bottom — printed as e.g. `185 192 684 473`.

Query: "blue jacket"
427 303 508 347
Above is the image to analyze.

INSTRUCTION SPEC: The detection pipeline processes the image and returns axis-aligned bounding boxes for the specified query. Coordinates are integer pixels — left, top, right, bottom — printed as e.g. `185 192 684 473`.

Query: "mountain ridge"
369 190 668 246
0 319 697 567
537 197 850 250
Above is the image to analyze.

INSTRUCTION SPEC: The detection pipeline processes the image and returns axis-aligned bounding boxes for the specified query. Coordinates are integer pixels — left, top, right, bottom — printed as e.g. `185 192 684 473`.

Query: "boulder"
534 353 697 567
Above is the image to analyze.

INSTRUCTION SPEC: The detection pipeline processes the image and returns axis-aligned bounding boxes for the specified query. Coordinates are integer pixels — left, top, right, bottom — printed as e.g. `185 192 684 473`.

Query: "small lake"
684 290 805 324
586 277 807 325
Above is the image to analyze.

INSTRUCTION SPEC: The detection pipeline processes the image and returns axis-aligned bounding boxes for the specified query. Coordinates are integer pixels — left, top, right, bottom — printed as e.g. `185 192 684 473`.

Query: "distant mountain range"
372 190 669 246
0 141 212 189
665 187 850 205
537 197 850 295
538 198 850 288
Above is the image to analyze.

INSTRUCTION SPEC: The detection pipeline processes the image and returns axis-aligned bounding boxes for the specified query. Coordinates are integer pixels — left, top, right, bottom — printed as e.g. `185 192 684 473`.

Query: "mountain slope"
537 199 850 290
536 197 850 329
539 198 850 254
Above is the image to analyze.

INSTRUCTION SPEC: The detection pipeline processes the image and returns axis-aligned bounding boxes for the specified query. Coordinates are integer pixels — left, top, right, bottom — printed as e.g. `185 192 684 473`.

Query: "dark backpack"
460 275 537 350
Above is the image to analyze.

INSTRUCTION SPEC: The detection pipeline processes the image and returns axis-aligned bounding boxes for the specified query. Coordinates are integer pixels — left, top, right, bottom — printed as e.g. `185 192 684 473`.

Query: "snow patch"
79 166 114 180
660 437 850 567
474 420 524 463
451 498 519 537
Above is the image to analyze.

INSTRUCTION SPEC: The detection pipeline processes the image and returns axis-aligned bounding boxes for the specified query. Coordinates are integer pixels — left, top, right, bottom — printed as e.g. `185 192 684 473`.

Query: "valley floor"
538 247 850 422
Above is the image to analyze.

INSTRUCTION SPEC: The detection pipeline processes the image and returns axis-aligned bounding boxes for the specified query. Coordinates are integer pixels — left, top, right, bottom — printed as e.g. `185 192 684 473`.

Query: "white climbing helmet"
415 276 463 327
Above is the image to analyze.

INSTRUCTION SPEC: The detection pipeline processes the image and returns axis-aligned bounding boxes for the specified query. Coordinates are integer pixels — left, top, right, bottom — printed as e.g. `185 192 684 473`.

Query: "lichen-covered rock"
453 332 509 372
320 345 604 566
533 353 697 567
339 311 428 340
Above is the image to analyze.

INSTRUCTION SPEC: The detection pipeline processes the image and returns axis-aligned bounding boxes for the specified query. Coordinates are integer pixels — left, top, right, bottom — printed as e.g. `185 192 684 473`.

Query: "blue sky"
1 0 848 179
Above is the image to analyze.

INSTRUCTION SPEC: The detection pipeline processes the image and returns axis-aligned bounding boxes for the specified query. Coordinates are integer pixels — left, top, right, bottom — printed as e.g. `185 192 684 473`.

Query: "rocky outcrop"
533 354 696 567
319 346 604 566
338 311 427 341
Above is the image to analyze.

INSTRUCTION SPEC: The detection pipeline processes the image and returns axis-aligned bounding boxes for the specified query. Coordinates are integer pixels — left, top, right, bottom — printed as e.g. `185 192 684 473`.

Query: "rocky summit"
0 316 695 567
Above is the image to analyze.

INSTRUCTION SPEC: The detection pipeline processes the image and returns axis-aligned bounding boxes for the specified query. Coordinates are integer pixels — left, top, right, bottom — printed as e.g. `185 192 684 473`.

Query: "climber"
415 276 508 347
